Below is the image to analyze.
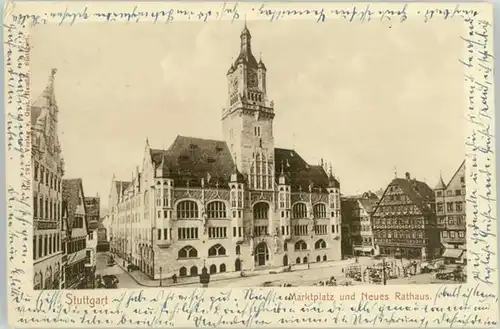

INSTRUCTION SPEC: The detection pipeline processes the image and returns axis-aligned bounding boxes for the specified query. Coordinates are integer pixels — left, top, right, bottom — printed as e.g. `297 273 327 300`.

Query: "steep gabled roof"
147 136 335 192
274 148 333 191
445 160 466 189
62 178 87 233
150 135 235 188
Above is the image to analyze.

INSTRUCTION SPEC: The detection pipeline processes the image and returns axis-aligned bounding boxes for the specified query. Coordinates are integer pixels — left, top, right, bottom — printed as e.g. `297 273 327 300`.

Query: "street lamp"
159 267 162 287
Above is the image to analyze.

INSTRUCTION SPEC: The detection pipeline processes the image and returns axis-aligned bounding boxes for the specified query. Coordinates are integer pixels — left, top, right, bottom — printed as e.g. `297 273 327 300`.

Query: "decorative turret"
435 174 446 190
328 163 340 188
278 160 289 185
230 160 245 183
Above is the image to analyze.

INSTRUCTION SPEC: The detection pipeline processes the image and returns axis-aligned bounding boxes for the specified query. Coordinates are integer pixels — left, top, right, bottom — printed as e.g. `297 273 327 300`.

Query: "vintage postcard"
4 1 498 328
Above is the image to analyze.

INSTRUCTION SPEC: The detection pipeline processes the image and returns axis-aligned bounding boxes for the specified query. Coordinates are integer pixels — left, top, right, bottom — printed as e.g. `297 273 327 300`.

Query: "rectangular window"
233 227 237 237
238 227 242 237
442 231 448 238
447 202 454 212
459 231 465 238
163 229 168 240
450 231 456 238
158 229 161 240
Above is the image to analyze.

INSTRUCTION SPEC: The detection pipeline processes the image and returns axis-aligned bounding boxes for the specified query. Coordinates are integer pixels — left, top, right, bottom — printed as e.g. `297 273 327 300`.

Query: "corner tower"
222 24 275 191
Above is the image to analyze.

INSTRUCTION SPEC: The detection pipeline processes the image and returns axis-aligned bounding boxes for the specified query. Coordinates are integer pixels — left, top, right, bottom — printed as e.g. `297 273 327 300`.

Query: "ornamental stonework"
250 191 273 204
291 192 309 203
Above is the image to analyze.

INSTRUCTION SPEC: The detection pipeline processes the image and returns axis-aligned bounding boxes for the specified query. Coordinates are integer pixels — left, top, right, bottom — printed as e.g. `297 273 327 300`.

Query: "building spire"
43 68 58 106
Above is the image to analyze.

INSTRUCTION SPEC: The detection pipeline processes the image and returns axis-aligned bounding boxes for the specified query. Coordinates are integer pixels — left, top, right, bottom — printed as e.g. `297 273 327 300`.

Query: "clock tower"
222 24 275 191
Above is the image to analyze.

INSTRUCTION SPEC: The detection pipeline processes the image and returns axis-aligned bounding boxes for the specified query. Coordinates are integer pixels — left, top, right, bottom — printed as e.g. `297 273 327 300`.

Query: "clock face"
248 71 258 87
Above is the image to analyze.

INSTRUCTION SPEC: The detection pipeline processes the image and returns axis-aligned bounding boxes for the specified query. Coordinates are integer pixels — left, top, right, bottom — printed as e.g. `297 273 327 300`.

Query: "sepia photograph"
29 18 467 292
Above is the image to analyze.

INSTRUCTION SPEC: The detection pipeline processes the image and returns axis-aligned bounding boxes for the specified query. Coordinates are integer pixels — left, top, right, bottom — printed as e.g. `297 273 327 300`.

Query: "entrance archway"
235 259 241 271
283 255 288 266
254 242 269 266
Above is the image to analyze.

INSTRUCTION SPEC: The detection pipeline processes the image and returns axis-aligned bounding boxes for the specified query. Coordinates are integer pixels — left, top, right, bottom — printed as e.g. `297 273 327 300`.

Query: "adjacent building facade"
32 69 64 290
372 172 441 260
435 161 466 264
62 179 89 289
109 25 342 279
341 192 379 256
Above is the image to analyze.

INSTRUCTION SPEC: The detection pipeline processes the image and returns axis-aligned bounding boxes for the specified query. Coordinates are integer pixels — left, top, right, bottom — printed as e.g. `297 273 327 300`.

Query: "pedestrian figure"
172 274 178 284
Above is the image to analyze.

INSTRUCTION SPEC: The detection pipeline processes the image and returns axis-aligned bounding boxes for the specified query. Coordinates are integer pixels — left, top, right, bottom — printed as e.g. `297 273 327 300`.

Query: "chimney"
405 172 411 180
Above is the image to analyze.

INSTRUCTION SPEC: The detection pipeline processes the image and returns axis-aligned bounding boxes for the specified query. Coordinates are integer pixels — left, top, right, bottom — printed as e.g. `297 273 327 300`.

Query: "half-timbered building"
372 172 440 260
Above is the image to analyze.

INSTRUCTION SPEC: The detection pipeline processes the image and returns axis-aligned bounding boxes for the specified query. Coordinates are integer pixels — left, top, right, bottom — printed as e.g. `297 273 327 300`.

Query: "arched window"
313 203 327 218
208 244 226 257
316 255 321 262
323 255 327 261
190 266 198 276
253 202 269 220
314 239 327 250
220 264 226 273
292 203 307 219
178 246 198 259
303 257 308 263
209 264 217 274
294 240 308 251
235 245 241 255
296 257 301 264
207 201 226 219
177 200 198 219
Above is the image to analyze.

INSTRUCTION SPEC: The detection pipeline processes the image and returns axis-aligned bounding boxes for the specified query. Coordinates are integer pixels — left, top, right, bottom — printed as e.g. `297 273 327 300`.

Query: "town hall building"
109 25 342 280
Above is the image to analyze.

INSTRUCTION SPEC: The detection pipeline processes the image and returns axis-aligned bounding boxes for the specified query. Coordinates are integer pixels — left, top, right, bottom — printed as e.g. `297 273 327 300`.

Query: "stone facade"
109 25 342 280
32 69 64 290
372 172 441 260
434 161 466 263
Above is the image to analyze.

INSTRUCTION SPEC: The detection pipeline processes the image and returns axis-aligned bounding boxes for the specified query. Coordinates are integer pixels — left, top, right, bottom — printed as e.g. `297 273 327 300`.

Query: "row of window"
374 230 424 239
436 201 464 213
33 161 61 192
442 230 465 238
376 205 419 214
438 215 465 226
178 264 227 277
33 233 60 260
248 153 274 190
373 218 428 226
33 195 61 221
208 227 228 239
177 239 329 259
436 188 465 197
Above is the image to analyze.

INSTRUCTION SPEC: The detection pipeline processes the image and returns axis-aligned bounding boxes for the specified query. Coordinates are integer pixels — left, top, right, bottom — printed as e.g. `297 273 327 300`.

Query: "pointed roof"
62 178 88 233
435 177 446 190
234 24 258 68
32 68 58 110
375 175 435 214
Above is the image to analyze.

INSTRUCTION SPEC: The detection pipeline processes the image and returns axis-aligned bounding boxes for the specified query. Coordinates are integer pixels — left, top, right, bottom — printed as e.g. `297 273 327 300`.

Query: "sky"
30 19 466 210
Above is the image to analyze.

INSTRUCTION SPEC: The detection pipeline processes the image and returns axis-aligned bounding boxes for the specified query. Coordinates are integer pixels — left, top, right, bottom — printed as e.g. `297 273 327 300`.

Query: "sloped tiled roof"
389 177 434 211
62 178 86 231
359 198 377 214
274 148 335 191
149 136 337 192
151 136 235 188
